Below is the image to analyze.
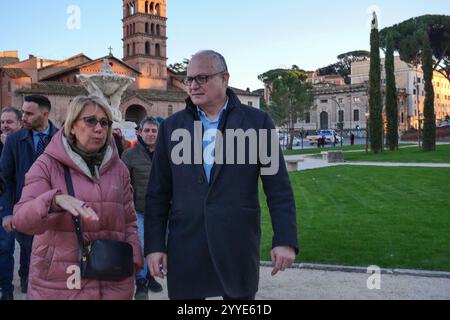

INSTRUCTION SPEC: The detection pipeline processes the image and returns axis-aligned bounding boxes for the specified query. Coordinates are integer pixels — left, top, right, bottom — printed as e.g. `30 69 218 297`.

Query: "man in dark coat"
0 95 58 300
145 51 298 300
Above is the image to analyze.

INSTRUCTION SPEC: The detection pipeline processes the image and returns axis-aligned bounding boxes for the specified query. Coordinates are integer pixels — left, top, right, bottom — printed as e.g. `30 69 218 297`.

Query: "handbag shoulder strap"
62 165 86 263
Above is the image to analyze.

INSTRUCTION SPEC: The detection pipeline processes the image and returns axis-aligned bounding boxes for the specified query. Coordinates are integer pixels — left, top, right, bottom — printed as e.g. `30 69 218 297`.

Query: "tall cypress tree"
369 12 383 153
385 33 399 151
421 30 436 151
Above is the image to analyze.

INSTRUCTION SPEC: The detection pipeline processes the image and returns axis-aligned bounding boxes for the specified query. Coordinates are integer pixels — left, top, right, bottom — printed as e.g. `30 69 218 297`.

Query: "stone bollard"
326 151 344 163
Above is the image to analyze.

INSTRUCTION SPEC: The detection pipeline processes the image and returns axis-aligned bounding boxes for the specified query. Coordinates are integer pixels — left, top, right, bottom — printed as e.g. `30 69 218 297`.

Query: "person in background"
122 116 163 300
0 96 58 300
0 107 22 300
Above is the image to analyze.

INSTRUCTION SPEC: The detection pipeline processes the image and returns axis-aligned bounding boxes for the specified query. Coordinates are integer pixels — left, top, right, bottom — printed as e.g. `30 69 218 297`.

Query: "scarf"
68 141 108 178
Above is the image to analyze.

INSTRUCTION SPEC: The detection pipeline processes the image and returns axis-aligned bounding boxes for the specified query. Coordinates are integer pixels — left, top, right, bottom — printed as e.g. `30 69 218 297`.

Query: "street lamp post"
418 112 423 150
365 112 370 153
331 97 344 147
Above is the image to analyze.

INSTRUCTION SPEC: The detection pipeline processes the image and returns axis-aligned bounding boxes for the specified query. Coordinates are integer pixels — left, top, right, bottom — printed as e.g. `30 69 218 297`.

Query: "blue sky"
1 0 449 90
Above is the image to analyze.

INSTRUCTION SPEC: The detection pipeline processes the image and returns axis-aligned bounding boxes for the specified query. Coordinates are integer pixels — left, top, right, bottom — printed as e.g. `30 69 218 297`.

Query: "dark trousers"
0 228 32 294
0 226 15 294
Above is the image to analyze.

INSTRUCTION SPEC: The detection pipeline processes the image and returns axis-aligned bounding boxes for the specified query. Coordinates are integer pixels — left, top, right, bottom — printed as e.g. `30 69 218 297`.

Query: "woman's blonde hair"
64 95 113 146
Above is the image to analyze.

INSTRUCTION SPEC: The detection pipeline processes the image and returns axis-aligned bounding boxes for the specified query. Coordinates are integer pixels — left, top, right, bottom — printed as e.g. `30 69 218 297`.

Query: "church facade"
0 0 261 127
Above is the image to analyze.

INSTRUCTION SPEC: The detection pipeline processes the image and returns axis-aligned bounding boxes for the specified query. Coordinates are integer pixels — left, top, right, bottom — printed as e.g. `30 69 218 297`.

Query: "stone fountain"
78 58 136 129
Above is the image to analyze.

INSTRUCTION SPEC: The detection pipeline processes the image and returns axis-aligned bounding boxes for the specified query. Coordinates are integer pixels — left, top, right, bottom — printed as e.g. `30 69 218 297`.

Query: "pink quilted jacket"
13 129 143 300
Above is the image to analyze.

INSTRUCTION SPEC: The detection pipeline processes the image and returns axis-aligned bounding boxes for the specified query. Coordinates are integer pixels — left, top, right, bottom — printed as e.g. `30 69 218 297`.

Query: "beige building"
0 0 261 128
351 56 450 130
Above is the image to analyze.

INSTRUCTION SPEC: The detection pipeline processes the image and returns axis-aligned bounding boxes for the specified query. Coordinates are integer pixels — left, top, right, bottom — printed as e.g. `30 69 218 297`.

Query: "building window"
127 44 130 57
305 112 311 124
156 24 161 36
338 98 343 104
338 110 344 123
248 101 253 107
151 23 155 35
353 109 360 122
145 1 149 13
73 75 77 83
132 42 136 56
155 44 161 57
145 23 149 34
145 42 150 55
320 99 328 104
401 112 404 124
126 25 129 36
155 3 161 16
150 2 154 14
8 81 11 93
168 105 173 116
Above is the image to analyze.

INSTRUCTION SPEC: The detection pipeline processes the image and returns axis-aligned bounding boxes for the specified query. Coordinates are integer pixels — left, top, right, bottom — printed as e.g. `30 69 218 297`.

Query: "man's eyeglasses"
81 116 113 129
183 71 226 86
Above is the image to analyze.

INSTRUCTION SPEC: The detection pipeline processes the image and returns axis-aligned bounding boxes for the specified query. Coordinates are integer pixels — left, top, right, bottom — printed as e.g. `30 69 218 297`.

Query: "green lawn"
260 166 450 271
343 144 450 163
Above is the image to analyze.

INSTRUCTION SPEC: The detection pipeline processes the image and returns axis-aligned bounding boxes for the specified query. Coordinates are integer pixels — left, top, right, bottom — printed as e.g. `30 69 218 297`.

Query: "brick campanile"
123 0 168 90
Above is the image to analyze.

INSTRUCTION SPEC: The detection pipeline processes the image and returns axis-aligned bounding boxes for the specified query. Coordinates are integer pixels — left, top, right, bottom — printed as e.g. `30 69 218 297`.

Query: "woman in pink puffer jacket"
13 95 143 300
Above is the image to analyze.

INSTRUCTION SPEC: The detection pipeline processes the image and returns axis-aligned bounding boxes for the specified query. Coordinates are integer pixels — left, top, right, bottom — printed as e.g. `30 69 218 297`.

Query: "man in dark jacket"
145 51 298 300
0 95 58 300
122 116 163 300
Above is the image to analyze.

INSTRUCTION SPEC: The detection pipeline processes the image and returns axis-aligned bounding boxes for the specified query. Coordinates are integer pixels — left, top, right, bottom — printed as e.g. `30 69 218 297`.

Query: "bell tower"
122 0 168 90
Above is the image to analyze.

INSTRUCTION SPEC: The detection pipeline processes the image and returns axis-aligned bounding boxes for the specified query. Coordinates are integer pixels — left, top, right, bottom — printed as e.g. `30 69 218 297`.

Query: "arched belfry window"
155 43 161 57
155 3 161 16
145 42 150 55
156 24 161 36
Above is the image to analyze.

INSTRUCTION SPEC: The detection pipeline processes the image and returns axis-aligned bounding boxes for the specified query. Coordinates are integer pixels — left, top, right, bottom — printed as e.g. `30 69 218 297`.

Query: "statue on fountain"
78 58 136 129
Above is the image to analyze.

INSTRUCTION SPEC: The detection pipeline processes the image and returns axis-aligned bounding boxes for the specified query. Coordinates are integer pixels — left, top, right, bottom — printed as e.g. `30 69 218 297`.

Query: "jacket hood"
44 129 119 179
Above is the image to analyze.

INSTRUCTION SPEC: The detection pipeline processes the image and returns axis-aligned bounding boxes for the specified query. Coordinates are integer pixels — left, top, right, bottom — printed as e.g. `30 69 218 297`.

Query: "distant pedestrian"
350 133 355 146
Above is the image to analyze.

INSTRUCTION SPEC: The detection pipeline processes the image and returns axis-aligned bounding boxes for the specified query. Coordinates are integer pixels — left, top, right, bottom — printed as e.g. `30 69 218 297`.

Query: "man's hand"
271 246 296 276
2 215 14 233
1 133 7 145
147 252 168 279
55 195 99 221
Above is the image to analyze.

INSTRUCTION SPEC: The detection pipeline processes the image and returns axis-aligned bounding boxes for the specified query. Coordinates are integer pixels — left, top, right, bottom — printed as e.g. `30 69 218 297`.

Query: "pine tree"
385 33 399 151
421 30 436 151
369 13 383 153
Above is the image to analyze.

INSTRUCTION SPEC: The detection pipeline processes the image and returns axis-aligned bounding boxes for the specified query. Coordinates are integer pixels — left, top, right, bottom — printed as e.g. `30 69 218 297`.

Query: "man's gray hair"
140 116 159 131
193 50 228 72
1 107 22 122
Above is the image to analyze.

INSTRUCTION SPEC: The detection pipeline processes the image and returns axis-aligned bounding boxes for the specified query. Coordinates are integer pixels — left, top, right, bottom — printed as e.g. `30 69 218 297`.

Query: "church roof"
15 81 188 103
39 55 141 81
1 68 30 79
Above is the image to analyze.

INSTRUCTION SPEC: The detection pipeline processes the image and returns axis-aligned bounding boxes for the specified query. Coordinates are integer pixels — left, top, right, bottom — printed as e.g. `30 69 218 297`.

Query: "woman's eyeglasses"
81 116 113 129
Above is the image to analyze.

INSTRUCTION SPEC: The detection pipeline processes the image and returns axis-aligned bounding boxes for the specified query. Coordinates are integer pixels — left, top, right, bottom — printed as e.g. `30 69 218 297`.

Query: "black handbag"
63 166 134 281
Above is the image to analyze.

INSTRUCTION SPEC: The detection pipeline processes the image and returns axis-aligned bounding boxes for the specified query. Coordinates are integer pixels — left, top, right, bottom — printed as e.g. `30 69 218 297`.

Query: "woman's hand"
55 195 99 221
